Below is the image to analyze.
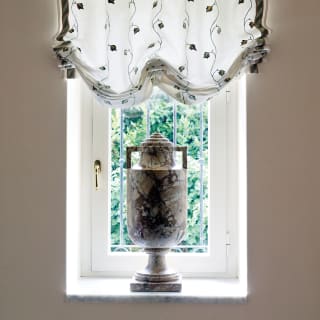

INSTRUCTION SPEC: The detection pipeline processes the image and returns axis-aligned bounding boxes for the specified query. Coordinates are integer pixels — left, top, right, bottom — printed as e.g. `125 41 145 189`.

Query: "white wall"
1 0 319 319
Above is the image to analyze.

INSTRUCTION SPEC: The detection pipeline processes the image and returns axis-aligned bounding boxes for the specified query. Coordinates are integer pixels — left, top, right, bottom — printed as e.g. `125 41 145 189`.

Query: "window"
108 89 209 254
67 75 247 281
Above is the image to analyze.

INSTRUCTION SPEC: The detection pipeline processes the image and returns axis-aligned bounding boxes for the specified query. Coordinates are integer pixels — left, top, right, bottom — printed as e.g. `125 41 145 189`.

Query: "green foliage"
110 89 208 251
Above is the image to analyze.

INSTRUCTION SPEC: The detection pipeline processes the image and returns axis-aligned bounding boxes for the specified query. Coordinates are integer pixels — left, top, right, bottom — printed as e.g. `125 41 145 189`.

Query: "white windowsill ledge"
66 278 247 303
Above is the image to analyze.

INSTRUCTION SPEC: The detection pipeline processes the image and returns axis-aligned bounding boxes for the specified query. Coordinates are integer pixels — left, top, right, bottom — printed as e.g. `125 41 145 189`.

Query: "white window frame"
67 75 247 280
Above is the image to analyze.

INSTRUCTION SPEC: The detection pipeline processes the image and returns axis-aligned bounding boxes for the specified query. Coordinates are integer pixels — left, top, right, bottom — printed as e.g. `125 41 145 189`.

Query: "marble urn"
126 133 187 292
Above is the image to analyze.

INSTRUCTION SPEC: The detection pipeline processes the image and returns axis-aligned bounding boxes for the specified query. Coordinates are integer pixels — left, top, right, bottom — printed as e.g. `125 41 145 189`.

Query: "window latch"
94 160 101 190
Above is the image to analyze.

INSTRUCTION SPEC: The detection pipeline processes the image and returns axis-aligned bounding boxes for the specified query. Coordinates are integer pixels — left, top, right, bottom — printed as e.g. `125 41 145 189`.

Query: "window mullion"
119 109 125 246
173 102 177 146
146 101 151 138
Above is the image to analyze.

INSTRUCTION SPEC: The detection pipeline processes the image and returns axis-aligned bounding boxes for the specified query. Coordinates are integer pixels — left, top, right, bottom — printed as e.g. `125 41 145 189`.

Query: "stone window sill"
66 277 247 303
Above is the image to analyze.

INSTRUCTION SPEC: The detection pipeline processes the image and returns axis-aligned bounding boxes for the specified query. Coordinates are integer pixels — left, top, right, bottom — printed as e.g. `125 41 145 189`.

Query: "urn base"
130 248 182 292
130 277 182 292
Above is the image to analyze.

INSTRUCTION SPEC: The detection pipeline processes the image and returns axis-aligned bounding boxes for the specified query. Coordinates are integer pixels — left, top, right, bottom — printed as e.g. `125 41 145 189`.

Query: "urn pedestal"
126 133 187 292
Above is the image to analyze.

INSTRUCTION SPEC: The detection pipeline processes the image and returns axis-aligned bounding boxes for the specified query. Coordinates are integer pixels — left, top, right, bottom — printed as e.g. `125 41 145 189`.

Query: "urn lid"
141 133 173 149
139 133 175 169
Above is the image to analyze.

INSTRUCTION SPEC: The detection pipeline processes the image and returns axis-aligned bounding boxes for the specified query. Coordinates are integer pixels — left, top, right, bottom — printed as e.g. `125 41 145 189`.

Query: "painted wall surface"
1 0 319 319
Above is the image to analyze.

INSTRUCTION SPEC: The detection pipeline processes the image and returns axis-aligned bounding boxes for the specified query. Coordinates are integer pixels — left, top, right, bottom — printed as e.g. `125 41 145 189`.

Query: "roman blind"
54 0 268 107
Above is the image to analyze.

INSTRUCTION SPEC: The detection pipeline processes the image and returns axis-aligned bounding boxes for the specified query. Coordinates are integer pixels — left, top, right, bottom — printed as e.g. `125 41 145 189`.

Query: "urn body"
126 133 187 291
126 133 187 249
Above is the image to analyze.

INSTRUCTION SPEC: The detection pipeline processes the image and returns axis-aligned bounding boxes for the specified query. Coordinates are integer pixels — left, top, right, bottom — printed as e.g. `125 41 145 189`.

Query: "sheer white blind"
54 0 268 107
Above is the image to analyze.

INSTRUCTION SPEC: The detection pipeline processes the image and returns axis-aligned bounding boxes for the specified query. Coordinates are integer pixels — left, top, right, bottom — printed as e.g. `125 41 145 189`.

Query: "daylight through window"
109 88 209 253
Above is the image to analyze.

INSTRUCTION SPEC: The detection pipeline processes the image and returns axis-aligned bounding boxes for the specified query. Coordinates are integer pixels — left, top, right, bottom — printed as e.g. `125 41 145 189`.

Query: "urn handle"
175 146 187 169
126 146 142 169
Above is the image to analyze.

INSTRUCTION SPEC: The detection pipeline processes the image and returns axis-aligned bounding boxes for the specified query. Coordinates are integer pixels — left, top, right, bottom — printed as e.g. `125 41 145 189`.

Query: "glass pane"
109 88 208 253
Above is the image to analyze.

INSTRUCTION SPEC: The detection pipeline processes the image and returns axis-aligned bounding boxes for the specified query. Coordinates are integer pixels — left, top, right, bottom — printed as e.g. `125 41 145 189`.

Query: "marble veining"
127 169 186 247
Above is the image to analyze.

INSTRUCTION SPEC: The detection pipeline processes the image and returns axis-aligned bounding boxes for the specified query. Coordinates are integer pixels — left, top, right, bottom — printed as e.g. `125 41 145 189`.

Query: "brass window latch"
94 160 101 190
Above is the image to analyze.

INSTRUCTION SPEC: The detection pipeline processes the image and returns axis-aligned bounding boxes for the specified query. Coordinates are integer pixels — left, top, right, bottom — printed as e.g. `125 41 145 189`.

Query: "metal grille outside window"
110 88 208 254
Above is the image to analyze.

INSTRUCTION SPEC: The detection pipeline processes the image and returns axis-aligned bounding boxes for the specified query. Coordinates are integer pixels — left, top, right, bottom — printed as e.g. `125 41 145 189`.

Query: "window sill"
66 277 247 304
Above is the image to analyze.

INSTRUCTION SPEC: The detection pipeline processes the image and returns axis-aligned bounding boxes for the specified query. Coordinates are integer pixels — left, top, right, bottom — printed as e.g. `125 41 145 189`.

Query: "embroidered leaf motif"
206 5 213 12
148 43 155 48
110 44 117 51
203 52 210 59
158 22 164 29
133 27 140 34
189 44 197 51
76 3 84 9
218 70 225 76
178 66 185 72
153 1 158 8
